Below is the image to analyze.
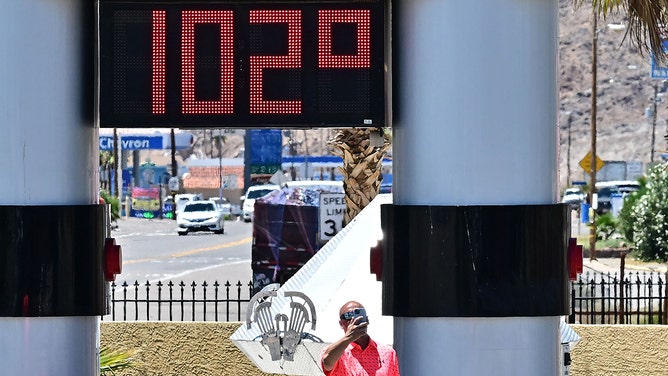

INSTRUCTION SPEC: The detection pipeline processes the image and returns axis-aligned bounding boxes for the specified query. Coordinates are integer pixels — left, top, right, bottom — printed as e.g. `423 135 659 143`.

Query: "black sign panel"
98 0 385 128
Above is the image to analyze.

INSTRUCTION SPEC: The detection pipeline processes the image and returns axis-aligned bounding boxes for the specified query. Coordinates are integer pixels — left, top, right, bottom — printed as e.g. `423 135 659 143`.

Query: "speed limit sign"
319 193 346 242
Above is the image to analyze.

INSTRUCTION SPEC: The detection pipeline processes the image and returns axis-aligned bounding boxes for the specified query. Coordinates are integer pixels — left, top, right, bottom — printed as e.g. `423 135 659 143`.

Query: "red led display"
99 0 384 128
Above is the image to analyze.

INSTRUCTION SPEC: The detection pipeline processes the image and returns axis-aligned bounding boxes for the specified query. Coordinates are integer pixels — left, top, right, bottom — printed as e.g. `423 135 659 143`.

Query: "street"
112 216 254 286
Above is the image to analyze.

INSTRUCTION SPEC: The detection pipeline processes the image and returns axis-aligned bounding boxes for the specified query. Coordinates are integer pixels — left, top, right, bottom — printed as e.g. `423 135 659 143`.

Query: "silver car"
177 201 225 236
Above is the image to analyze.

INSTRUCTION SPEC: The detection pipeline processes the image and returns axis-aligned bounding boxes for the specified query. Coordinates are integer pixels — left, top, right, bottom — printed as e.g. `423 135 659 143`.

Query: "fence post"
664 271 668 325
619 252 625 324
569 282 575 324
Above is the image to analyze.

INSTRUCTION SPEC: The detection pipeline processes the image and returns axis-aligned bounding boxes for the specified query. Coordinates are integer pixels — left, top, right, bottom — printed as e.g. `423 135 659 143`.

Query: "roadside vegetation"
100 346 135 375
100 189 121 221
585 165 668 262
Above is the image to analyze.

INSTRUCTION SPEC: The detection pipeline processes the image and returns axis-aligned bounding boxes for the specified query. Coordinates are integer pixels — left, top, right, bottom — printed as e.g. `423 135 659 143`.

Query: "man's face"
339 302 365 331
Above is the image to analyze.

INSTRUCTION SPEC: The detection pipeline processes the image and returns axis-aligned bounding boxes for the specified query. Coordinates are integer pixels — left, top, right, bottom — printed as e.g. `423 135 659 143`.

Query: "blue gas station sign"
249 129 283 174
99 135 163 150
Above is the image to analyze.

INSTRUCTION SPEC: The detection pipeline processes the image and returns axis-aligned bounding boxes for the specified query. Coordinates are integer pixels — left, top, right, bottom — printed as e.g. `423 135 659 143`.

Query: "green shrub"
629 165 668 262
595 212 618 241
100 190 121 221
617 176 647 243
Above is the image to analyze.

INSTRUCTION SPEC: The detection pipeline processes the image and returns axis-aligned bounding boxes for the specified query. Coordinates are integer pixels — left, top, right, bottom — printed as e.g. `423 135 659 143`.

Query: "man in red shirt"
321 301 400 375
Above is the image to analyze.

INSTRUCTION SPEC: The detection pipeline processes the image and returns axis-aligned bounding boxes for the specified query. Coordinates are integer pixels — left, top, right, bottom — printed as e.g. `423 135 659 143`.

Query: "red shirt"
321 338 400 376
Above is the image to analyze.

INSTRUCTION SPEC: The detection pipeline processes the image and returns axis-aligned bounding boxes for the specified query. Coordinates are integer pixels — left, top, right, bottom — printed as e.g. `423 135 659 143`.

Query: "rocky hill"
558 0 665 189
163 0 663 191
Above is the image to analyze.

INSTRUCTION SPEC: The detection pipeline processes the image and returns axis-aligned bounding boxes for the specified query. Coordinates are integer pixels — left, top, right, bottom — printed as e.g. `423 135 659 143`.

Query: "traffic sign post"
168 177 180 220
579 150 604 174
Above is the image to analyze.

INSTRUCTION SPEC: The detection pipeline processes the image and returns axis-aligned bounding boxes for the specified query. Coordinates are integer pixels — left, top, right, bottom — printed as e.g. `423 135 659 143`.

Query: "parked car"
208 197 232 216
595 187 618 215
594 181 640 215
561 187 585 208
241 184 279 222
176 201 225 235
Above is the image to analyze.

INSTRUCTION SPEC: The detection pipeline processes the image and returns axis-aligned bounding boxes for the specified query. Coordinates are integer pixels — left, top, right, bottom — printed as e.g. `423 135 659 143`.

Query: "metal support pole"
0 1 101 374
219 128 223 199
392 0 561 374
589 11 598 261
171 128 177 219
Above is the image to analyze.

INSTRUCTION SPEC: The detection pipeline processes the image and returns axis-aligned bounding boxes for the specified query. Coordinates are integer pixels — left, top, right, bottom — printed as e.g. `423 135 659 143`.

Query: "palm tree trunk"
329 128 390 224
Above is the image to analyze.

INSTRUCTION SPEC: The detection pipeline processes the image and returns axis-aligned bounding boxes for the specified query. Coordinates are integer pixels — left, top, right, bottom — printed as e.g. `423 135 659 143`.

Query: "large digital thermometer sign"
98 1 384 128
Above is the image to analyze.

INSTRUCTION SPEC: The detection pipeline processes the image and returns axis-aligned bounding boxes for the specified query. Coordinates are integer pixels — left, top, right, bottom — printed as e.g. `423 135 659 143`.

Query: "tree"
329 128 390 224
574 0 668 62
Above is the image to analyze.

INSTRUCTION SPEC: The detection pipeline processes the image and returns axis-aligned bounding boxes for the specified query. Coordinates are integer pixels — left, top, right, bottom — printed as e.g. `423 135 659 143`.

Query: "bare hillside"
558 0 664 189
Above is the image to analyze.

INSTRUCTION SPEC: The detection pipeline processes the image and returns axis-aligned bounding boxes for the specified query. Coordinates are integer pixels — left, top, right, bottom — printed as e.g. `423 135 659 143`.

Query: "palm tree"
329 128 390 225
574 0 668 62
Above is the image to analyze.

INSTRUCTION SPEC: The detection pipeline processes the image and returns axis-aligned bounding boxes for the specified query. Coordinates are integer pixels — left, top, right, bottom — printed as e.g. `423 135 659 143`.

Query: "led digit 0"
181 10 234 114
318 9 371 68
249 10 302 114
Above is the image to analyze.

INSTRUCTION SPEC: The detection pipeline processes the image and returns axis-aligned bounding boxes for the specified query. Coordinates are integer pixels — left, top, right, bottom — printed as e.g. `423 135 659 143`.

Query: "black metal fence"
102 280 253 322
569 271 668 325
103 271 668 324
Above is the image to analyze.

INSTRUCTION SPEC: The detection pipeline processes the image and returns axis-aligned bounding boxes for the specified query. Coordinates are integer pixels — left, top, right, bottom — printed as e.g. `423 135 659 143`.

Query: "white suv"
241 184 279 222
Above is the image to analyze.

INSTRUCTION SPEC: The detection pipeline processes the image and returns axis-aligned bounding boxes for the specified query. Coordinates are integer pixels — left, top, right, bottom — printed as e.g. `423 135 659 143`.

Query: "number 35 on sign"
319 193 346 243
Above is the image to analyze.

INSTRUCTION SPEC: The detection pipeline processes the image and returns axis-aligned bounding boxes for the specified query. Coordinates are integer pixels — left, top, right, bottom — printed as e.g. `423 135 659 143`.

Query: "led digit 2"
249 10 302 114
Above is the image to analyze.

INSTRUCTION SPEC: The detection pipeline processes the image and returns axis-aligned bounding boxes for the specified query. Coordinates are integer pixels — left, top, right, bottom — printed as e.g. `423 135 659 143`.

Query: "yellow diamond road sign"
579 150 604 173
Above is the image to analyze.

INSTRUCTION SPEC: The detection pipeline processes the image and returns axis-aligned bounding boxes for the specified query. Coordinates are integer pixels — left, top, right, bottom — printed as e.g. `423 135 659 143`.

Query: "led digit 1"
318 9 371 68
152 11 166 114
181 10 234 114
249 10 302 114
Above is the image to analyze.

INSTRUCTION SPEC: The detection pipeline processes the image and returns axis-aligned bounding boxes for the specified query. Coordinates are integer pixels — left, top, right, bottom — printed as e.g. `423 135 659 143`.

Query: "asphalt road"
111 216 254 286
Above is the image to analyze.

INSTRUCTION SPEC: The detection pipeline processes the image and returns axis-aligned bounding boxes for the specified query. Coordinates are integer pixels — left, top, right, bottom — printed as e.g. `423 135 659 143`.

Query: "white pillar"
392 0 560 374
0 1 99 375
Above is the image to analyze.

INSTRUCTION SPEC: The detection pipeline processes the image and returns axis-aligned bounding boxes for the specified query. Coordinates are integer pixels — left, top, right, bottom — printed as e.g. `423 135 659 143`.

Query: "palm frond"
573 0 668 63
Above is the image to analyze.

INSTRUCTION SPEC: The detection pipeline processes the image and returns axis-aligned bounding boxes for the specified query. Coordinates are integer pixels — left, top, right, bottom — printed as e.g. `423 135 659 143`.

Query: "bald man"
320 301 400 375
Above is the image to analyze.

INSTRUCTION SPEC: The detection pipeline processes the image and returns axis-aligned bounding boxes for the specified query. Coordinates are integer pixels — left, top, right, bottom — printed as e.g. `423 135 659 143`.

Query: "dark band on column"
381 204 569 317
0 205 107 317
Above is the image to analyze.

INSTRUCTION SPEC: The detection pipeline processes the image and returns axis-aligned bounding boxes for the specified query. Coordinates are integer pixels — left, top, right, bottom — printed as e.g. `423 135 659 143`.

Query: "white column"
0 1 99 375
392 0 560 374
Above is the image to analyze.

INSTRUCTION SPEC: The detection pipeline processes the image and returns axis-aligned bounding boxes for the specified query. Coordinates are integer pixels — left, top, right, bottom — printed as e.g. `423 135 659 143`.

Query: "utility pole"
589 11 598 261
566 112 572 186
218 128 223 199
651 82 658 163
170 128 177 219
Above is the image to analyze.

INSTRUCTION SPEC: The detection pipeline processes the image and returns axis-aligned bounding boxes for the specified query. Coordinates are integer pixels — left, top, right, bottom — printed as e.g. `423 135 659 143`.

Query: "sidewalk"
583 256 667 274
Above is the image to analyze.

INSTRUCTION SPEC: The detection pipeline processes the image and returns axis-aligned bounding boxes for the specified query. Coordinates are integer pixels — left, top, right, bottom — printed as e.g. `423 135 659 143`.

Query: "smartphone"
353 308 367 324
